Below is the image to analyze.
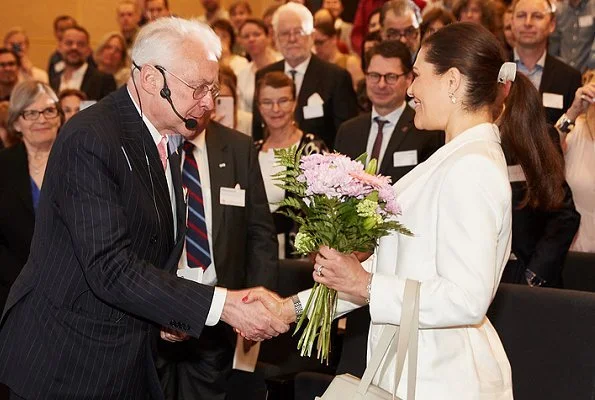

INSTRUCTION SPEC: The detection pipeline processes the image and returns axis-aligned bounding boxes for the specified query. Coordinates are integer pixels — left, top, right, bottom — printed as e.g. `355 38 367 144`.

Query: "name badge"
542 92 564 110
393 150 418 167
177 267 203 284
303 104 324 119
507 164 526 182
220 185 245 207
578 15 593 28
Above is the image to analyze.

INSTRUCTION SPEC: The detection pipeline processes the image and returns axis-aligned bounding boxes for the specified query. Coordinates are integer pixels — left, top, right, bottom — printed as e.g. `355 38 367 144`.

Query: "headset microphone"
155 66 199 130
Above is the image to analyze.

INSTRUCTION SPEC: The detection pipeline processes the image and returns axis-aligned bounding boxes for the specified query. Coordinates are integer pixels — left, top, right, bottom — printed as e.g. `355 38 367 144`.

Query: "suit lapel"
116 88 175 242
538 55 555 94
205 122 234 246
13 143 35 217
379 105 414 174
351 114 372 158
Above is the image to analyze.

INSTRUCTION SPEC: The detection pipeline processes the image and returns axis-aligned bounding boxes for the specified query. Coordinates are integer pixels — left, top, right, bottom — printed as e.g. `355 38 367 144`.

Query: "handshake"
220 288 298 342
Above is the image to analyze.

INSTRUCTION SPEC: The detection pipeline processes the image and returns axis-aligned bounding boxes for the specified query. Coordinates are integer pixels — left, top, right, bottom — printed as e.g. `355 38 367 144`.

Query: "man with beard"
0 48 19 101
49 26 116 101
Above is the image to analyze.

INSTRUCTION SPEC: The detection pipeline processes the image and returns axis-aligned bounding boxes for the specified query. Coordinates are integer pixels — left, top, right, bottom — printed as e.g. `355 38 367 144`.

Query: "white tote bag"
317 279 421 400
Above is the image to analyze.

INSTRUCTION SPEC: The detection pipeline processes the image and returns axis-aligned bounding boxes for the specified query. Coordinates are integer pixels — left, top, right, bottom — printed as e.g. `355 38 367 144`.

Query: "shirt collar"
126 87 168 148
513 48 547 68
284 55 312 76
71 62 89 80
371 102 406 127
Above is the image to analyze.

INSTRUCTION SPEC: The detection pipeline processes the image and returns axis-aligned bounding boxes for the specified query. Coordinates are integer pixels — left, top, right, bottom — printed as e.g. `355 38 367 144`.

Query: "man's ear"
138 64 161 96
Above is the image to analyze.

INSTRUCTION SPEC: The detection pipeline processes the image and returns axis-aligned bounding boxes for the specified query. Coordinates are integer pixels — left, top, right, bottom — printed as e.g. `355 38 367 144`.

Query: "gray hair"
380 0 423 28
272 2 314 35
8 80 60 137
131 17 222 68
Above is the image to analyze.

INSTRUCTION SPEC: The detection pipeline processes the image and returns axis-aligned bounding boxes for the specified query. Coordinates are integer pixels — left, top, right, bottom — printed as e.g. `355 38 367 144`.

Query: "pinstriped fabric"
0 87 216 399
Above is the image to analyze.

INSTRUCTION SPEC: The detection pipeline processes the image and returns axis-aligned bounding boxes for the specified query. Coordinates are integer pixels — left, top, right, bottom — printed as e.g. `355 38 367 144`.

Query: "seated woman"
254 71 327 258
58 88 87 123
0 81 63 310
95 32 130 87
556 76 595 252
313 21 364 91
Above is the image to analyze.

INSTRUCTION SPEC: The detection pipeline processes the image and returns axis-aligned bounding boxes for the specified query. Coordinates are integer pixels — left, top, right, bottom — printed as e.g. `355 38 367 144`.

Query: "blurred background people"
3 28 49 83
94 32 130 87
236 18 282 113
313 21 364 90
229 0 253 56
0 102 11 149
452 0 497 34
322 0 354 52
199 0 229 25
419 7 455 41
351 0 385 55
214 65 253 136
557 78 595 252
47 15 78 82
380 0 423 60
254 71 327 258
116 0 142 50
145 0 171 22
212 19 249 76
0 48 19 101
58 88 87 123
0 80 62 311
263 4 281 50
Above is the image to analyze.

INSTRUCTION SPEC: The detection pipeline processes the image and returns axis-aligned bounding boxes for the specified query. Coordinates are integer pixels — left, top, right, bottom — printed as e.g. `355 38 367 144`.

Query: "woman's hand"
314 246 370 300
241 287 297 324
566 82 595 121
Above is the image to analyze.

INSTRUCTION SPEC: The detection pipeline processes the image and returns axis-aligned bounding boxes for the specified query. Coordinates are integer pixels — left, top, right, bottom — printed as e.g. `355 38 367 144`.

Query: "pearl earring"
449 93 456 104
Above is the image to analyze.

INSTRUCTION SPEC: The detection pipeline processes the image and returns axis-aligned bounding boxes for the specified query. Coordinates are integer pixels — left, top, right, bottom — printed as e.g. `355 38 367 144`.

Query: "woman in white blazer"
245 23 554 399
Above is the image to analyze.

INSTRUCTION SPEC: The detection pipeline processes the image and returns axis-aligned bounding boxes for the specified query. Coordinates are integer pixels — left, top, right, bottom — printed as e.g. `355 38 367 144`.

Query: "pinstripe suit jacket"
0 87 215 399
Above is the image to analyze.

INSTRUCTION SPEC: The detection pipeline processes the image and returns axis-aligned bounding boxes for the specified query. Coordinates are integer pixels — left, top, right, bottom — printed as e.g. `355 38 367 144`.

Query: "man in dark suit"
335 40 443 183
511 0 582 125
157 118 279 400
252 2 358 148
0 18 287 400
49 25 116 101
333 40 443 379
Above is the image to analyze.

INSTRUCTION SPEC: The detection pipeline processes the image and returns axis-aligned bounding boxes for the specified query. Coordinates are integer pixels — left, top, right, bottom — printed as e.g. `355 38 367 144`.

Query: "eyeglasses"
21 106 60 121
155 65 220 100
384 26 419 40
365 71 408 85
259 97 294 111
277 28 308 43
0 61 17 69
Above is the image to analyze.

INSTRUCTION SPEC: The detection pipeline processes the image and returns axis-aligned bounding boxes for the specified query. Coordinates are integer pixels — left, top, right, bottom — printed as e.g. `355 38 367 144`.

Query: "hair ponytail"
498 73 565 210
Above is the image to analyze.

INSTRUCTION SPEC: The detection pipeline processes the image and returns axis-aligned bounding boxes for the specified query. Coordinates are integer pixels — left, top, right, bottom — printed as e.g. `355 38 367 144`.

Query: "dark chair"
487 283 595 399
562 251 595 292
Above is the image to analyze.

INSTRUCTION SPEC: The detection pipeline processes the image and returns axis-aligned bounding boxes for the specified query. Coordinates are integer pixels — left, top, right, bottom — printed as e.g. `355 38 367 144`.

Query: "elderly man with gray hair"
0 17 286 400
251 2 358 148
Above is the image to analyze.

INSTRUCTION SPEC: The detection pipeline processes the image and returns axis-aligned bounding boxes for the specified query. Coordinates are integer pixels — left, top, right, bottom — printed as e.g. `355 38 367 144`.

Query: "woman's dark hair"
420 7 456 40
365 40 413 73
424 22 565 210
212 19 236 52
58 88 88 102
452 0 497 33
360 30 382 71
314 21 337 38
218 64 238 104
229 0 252 16
239 18 269 36
255 71 297 103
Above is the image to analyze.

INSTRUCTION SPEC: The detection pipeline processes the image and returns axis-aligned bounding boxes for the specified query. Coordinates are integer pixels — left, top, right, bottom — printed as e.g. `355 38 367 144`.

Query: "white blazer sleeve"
369 154 511 328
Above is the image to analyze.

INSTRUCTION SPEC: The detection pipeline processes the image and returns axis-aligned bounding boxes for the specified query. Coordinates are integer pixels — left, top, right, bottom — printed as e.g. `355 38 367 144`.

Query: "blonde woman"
95 32 130 87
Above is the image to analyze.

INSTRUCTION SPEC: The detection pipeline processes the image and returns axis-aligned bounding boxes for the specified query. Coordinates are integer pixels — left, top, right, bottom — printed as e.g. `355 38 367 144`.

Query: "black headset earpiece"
160 87 171 99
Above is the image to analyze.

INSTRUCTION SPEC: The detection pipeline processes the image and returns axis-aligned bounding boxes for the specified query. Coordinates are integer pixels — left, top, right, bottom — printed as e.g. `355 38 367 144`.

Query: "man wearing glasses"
511 0 582 125
380 0 423 61
0 48 19 101
0 17 284 400
252 2 358 148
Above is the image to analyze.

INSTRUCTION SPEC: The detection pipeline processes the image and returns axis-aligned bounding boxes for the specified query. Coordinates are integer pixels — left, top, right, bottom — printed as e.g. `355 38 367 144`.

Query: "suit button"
151 235 158 244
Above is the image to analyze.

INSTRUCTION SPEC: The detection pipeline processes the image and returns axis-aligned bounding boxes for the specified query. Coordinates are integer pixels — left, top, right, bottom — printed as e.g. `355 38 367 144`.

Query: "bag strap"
356 280 420 398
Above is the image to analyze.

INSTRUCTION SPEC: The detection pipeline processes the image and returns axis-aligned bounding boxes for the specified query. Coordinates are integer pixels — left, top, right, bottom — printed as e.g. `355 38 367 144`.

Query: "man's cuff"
205 287 227 326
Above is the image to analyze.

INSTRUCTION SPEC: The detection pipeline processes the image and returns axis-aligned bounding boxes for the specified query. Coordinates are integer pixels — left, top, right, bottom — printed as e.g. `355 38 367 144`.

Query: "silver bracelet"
291 295 303 318
366 273 374 304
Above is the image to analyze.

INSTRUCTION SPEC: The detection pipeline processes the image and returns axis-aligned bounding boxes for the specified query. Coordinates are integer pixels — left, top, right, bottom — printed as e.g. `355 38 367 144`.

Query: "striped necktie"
182 141 211 270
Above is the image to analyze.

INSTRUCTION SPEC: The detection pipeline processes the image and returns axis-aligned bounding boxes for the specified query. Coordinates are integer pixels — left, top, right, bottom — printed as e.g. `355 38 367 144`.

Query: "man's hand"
160 327 190 342
241 287 297 324
220 288 290 341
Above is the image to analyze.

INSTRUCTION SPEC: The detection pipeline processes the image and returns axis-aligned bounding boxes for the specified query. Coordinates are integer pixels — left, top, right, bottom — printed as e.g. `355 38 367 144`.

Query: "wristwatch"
291 295 303 319
555 113 575 134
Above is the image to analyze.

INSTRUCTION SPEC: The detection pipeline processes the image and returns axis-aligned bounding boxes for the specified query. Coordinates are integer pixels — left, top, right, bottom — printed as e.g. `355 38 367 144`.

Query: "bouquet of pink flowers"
273 147 411 363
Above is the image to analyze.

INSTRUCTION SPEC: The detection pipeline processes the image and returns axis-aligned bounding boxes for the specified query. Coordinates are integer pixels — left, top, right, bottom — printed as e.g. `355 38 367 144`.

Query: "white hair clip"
497 62 517 84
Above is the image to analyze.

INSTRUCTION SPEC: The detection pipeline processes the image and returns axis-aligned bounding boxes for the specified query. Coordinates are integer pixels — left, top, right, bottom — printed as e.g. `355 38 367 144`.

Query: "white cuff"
205 287 227 326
